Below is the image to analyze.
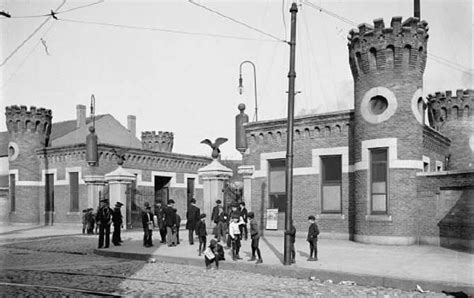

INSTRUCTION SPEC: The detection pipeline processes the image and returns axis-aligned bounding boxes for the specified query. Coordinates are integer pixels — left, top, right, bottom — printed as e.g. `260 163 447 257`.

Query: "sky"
1 0 472 160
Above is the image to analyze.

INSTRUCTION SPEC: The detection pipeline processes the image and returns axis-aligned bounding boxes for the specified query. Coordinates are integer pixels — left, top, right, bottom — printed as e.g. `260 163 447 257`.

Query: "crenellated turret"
427 89 473 170
348 17 429 81
427 89 473 129
5 105 52 146
141 131 174 153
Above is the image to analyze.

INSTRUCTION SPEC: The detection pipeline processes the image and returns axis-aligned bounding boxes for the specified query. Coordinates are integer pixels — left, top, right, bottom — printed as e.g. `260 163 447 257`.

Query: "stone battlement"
348 17 429 80
427 89 473 130
141 131 174 153
5 105 52 137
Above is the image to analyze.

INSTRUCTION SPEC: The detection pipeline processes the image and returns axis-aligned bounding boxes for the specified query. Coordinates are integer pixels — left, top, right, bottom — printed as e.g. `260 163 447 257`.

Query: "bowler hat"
216 200 222 204
248 212 255 218
115 202 123 208
200 213 206 219
190 198 196 204
308 215 316 220
82 209 88 213
100 198 109 203
168 199 175 204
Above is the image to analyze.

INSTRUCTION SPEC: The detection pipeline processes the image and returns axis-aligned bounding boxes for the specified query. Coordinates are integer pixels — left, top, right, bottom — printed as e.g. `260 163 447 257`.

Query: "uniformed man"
96 199 113 249
112 202 123 246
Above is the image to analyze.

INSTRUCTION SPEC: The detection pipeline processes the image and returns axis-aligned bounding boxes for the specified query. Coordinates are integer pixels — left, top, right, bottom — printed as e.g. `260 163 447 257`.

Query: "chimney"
76 104 86 128
127 115 136 137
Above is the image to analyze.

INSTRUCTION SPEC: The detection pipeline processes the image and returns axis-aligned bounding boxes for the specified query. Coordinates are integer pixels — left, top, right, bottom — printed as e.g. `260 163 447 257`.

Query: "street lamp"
238 60 258 122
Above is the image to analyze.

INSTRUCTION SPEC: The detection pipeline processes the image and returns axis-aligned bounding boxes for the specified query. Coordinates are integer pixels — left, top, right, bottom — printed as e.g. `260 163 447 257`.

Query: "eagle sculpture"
201 138 228 159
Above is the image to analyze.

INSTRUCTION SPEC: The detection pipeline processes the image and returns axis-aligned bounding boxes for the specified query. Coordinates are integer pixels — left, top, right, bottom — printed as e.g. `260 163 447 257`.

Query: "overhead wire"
301 0 473 75
57 17 281 43
282 0 287 40
7 0 103 19
0 0 66 67
188 0 287 43
1 21 57 89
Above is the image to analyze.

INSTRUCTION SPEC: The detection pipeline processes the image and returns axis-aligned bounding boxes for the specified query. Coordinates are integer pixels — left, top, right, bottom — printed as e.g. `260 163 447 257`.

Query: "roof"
51 114 142 149
50 114 107 140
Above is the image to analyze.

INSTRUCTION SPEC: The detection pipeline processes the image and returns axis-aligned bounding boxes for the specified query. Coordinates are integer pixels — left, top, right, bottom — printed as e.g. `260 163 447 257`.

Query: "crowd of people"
85 197 320 268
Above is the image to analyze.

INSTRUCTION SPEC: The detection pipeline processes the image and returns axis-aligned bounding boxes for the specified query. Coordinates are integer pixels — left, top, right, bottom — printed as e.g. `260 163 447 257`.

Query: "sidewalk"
1 225 473 295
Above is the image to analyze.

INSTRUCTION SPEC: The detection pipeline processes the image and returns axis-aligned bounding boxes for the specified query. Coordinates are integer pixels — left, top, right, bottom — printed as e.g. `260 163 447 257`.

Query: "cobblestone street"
0 235 449 297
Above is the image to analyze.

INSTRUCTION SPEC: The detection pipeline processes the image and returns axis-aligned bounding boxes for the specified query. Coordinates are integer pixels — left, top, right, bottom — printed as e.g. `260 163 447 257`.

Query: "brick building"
1 105 211 228
238 16 473 250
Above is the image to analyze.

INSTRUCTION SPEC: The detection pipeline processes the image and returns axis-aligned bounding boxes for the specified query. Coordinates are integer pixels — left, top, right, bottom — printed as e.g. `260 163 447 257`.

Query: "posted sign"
265 209 278 230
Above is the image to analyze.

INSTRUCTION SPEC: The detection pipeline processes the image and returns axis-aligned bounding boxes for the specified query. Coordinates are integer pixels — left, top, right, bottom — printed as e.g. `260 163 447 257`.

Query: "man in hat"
142 203 154 247
112 202 123 246
163 199 177 246
154 200 167 244
96 199 113 249
211 200 222 238
186 198 200 245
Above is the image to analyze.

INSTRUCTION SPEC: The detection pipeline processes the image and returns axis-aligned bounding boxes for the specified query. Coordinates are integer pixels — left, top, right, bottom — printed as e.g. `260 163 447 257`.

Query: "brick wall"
416 171 474 250
244 112 351 237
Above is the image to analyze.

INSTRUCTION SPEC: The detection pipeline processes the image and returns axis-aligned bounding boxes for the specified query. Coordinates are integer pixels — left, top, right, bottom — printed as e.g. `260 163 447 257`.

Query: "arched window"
403 45 412 67
386 45 395 68
369 48 377 69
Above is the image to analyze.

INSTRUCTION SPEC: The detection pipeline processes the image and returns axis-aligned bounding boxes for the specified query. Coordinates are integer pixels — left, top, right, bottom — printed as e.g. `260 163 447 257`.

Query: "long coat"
186 204 200 230
163 206 177 227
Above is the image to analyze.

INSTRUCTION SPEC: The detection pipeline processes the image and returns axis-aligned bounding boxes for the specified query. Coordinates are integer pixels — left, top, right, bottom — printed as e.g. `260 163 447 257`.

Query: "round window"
360 87 398 124
8 142 19 161
369 96 388 115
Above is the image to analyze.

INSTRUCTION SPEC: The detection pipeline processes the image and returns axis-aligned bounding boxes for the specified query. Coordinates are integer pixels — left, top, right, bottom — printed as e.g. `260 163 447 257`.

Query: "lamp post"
238 60 258 122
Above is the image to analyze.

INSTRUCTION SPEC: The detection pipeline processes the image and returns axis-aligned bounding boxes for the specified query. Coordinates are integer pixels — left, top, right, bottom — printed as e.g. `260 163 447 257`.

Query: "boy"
307 215 319 261
204 239 219 270
195 213 207 256
228 215 242 261
248 212 262 264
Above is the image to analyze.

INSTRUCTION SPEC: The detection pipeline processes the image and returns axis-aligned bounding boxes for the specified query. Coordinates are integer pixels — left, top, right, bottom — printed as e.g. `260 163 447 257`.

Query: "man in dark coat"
211 200 222 238
186 198 200 245
154 201 166 244
163 199 177 246
96 199 113 249
112 202 123 246
307 215 319 261
142 202 154 247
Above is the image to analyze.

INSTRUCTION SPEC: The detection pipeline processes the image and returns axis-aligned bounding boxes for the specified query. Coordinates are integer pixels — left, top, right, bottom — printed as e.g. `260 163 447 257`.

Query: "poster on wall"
266 209 278 230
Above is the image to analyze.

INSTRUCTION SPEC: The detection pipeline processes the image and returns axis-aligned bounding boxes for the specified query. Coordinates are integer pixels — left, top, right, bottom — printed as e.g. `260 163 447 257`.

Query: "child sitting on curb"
204 239 219 270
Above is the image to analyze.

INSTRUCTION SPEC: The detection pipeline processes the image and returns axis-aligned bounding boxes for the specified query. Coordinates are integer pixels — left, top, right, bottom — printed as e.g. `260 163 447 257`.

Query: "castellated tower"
427 89 474 170
141 131 174 153
5 105 52 223
347 17 429 245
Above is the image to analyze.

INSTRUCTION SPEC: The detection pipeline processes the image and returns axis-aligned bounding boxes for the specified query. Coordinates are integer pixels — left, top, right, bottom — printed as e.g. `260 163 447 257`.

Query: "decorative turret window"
361 87 398 124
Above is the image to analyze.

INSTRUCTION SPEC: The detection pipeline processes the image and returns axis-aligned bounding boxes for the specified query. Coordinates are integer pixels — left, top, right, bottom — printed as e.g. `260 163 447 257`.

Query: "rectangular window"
370 148 388 214
69 172 79 212
45 173 54 212
9 174 15 212
321 155 342 213
269 159 286 212
423 162 429 172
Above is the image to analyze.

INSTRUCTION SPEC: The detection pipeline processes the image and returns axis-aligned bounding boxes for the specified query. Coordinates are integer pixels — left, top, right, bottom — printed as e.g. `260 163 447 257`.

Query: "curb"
94 249 474 295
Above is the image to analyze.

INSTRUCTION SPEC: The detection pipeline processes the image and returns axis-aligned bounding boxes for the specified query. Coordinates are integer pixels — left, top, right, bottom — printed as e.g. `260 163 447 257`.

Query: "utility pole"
284 2 298 266
414 0 420 18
